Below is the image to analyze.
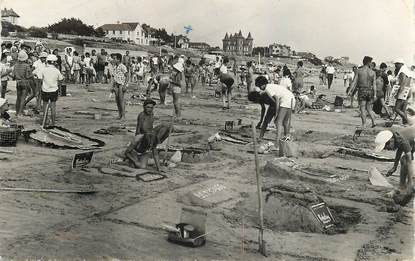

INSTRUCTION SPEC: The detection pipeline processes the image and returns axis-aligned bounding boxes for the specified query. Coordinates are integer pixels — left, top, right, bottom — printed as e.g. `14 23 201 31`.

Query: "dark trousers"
1 81 7 98
327 74 334 89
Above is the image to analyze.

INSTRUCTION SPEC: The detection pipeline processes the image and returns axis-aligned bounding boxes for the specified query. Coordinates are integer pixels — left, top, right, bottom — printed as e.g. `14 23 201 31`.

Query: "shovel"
385 114 398 128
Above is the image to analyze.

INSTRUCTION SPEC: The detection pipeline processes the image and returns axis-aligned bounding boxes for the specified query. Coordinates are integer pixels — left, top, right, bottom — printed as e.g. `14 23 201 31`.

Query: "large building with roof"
1 8 20 25
99 22 151 45
222 30 253 56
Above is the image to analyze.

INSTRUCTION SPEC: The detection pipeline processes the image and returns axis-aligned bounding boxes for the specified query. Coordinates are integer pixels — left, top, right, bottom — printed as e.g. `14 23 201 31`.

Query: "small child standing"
41 55 64 126
72 51 81 84
112 53 128 120
84 53 93 86
79 55 86 84
0 53 12 98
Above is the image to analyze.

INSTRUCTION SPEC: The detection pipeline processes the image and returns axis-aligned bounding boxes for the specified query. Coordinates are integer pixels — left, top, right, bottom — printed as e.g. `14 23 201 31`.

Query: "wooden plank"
0 187 96 194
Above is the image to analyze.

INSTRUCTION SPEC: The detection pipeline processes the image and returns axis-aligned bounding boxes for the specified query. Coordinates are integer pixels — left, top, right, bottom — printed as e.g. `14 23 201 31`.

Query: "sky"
1 0 414 64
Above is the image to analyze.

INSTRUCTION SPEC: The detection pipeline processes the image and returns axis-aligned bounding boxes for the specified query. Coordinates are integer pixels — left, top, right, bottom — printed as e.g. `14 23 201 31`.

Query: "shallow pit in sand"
224 187 362 235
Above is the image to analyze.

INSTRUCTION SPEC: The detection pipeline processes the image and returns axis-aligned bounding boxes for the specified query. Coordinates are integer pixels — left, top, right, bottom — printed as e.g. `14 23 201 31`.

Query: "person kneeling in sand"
374 128 415 205
123 99 172 171
0 98 12 125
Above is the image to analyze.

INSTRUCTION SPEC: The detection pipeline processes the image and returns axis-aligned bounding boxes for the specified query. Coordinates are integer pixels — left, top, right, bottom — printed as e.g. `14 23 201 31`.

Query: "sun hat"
374 130 393 153
394 58 405 64
143 99 156 107
46 54 58 62
17 50 28 61
39 52 48 58
0 98 7 108
173 62 184 73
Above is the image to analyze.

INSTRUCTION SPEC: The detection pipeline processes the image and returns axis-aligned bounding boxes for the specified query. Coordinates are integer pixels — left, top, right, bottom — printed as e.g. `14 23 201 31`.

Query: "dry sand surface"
0 74 413 261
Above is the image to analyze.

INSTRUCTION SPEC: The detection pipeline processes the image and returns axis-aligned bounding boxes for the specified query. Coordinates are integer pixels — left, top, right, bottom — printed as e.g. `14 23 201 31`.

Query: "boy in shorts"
255 76 295 144
350 56 376 128
123 99 171 171
41 55 63 126
374 128 415 206
220 73 234 110
112 53 128 120
169 63 183 118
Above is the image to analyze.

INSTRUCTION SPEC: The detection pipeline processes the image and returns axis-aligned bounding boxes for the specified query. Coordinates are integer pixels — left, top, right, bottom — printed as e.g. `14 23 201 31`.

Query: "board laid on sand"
26 126 105 150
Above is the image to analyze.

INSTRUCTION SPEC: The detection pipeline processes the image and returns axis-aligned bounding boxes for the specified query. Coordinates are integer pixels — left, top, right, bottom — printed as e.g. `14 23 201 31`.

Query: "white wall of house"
2 16 18 25
103 23 151 45
105 30 129 41
132 26 149 45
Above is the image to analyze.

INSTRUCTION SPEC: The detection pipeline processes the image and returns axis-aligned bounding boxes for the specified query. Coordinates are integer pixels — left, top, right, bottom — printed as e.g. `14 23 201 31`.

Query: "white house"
1 8 20 25
100 22 150 45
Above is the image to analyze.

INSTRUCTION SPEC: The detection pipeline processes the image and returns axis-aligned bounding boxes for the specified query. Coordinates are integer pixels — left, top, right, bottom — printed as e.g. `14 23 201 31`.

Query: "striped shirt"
13 61 33 81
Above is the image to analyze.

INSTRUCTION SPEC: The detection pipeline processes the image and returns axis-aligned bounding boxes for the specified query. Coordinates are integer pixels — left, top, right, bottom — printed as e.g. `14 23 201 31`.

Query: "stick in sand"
251 122 266 256
163 115 175 165
0 187 96 194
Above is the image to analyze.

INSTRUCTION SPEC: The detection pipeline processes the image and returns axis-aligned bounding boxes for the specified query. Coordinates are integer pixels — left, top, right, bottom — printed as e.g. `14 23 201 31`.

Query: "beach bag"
334 96 344 107
279 139 298 158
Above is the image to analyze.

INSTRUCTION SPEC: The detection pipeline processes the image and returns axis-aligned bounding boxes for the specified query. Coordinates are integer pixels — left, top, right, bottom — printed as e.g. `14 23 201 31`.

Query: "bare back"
356 66 375 89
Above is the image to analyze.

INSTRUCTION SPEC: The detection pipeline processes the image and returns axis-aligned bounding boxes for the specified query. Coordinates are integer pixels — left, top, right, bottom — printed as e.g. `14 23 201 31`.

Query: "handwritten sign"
309 202 335 229
353 129 363 141
72 151 94 169
193 184 226 200
225 121 234 132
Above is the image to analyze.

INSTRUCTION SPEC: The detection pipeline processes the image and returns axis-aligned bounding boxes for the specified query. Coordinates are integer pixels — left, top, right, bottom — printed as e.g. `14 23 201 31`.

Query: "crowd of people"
1 38 415 203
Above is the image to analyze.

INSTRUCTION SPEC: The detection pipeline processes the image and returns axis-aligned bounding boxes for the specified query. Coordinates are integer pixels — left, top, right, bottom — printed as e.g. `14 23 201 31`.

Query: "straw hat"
374 130 393 152
173 62 184 73
17 50 28 61
39 52 48 58
394 58 405 64
46 54 57 62
0 98 7 108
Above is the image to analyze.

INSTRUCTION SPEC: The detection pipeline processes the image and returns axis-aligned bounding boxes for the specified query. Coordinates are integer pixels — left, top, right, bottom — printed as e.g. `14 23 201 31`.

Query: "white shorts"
172 86 181 94
280 94 295 109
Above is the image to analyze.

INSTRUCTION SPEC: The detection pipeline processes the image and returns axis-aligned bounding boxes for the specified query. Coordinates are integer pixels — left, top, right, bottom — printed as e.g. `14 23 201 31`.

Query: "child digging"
123 99 172 171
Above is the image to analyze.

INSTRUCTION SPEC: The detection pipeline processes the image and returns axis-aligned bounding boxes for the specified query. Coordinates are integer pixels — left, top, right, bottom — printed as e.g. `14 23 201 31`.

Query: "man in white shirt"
255 76 295 143
394 59 414 125
41 55 64 126
326 63 335 89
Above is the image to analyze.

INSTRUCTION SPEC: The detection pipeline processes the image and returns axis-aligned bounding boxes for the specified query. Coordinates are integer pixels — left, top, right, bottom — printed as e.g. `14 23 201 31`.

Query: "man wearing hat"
122 99 172 171
40 54 63 126
13 50 34 117
25 51 48 111
374 128 415 205
393 59 414 125
169 62 184 118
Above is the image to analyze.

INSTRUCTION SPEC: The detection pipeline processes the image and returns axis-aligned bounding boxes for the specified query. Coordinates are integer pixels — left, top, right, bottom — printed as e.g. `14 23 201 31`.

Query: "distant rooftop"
1 8 20 18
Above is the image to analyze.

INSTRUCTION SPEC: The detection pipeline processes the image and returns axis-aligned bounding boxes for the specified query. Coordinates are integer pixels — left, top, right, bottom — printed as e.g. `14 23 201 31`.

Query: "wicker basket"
0 126 21 146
